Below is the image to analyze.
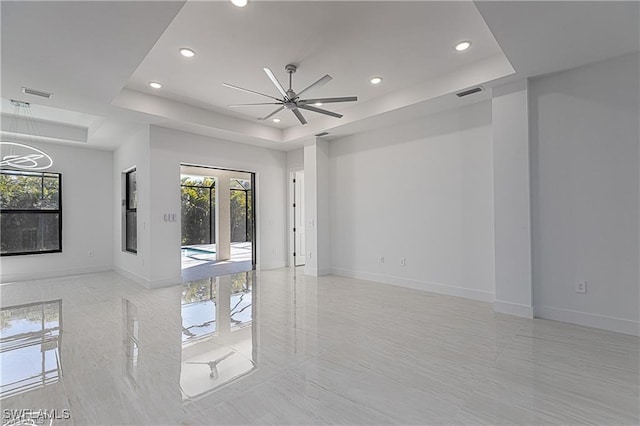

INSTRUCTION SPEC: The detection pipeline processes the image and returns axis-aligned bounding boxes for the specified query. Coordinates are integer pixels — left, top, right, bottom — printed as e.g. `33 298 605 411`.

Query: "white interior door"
294 171 305 266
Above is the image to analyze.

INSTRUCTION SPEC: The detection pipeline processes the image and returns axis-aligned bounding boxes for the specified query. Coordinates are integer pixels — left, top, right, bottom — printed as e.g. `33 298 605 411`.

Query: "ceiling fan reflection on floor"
222 64 357 125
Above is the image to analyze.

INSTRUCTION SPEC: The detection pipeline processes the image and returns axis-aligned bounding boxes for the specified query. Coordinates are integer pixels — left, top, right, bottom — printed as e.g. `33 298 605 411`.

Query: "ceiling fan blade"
296 75 332 98
292 108 307 125
258 106 284 121
228 102 282 108
222 83 281 101
297 104 343 119
299 96 358 105
263 68 289 99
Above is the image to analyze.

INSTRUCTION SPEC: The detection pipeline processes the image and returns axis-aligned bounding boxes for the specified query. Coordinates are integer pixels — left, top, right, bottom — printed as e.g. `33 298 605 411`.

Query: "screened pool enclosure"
180 166 255 280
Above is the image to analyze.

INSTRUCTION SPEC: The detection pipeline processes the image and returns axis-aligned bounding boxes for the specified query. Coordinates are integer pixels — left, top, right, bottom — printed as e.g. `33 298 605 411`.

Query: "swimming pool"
182 247 216 259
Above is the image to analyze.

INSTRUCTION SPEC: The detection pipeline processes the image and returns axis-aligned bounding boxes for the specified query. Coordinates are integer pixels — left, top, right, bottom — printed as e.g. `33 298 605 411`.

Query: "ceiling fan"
222 64 357 125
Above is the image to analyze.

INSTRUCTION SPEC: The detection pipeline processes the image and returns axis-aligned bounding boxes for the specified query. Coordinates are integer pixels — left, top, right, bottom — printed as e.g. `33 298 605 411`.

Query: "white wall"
113 125 151 284
1 141 113 282
286 148 304 171
530 53 640 335
304 139 331 276
492 81 533 318
147 126 287 287
329 101 495 301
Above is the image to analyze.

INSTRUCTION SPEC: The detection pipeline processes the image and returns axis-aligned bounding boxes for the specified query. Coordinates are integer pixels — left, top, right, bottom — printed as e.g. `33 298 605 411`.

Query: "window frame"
125 169 137 254
0 169 63 256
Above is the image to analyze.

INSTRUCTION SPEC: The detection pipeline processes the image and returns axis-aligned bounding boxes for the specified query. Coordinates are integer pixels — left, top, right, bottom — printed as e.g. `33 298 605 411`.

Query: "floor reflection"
122 299 139 387
182 279 217 341
180 271 256 401
1 269 634 424
0 300 63 399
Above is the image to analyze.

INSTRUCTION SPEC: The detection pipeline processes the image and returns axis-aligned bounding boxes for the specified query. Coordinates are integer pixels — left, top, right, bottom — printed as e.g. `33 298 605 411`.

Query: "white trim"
287 169 296 268
304 266 318 277
259 261 287 271
115 267 181 289
114 266 148 287
318 267 331 276
535 305 639 336
0 265 112 284
493 300 533 318
330 267 494 302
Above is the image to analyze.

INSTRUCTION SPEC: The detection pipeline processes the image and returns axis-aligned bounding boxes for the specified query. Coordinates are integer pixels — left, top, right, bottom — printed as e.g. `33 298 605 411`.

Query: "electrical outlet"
575 281 587 294
400 257 406 266
379 256 385 263
88 250 94 257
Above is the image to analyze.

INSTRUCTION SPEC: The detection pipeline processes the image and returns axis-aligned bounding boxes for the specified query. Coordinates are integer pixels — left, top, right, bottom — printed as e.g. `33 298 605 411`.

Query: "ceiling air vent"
456 87 482 98
315 132 329 137
21 87 53 99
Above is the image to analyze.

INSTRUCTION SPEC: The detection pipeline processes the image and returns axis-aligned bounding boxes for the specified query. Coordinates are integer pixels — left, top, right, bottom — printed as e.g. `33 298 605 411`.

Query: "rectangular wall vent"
456 87 482 98
21 87 53 99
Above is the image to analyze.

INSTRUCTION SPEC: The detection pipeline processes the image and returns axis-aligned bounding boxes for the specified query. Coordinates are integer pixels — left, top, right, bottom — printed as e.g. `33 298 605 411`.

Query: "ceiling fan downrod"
285 64 297 98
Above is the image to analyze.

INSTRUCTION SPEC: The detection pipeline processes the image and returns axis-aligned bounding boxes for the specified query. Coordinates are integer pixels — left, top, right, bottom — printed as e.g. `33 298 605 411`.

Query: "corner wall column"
216 176 231 261
492 80 534 317
303 138 330 276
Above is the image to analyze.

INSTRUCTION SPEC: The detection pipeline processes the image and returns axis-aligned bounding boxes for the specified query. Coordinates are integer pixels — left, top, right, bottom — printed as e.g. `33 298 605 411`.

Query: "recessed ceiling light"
230 0 247 7
273 118 281 123
179 48 196 58
314 102 323 107
149 81 162 89
370 77 383 85
455 41 471 51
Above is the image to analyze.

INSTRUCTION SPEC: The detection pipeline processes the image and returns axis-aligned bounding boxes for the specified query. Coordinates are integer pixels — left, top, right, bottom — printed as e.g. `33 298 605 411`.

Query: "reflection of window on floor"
231 272 253 330
181 278 217 342
0 300 62 399
122 299 139 386
179 272 256 401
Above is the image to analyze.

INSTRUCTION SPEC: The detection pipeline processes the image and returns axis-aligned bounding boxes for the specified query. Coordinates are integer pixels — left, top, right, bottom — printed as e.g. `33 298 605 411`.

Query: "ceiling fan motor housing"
285 64 297 74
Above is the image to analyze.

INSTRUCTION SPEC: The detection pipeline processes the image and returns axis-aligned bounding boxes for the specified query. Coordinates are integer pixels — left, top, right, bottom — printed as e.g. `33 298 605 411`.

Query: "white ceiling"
125 1 505 128
1 1 638 151
475 1 640 80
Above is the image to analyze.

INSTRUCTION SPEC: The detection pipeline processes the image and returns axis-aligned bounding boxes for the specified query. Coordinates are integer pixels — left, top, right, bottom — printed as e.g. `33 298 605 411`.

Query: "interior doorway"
180 165 256 281
292 171 305 267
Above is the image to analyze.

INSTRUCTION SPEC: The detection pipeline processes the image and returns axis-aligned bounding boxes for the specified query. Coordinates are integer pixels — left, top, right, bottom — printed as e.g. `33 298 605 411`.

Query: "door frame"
180 163 257 270
288 169 305 267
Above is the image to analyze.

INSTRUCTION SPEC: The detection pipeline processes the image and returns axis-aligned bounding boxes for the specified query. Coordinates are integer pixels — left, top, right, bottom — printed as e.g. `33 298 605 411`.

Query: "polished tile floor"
0 269 638 425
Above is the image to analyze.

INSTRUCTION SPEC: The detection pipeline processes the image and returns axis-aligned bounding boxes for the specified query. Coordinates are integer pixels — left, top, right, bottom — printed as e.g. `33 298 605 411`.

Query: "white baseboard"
330 267 494 302
258 261 287 271
114 266 148 287
494 300 534 318
318 267 331 276
535 305 639 336
114 267 181 289
303 266 331 277
0 265 112 284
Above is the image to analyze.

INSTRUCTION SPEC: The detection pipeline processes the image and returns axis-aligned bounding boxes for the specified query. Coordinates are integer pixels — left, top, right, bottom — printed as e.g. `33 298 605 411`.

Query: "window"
0 170 62 256
181 176 215 246
125 169 137 253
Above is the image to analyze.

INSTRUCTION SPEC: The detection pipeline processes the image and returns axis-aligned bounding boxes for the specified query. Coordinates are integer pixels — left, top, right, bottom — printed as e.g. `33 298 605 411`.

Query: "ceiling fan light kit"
223 63 358 125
